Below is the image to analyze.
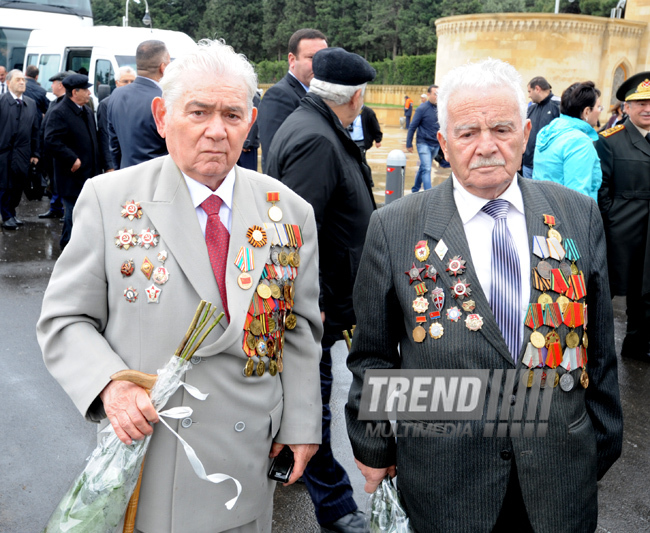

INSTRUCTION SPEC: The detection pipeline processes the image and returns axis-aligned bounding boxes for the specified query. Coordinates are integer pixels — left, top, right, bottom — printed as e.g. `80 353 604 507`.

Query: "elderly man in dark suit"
107 40 170 170
0 69 39 230
44 74 99 249
257 28 327 173
596 72 650 362
346 58 623 532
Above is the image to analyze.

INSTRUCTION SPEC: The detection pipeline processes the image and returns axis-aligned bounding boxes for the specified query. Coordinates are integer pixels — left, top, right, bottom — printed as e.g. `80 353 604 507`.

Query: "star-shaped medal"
446 255 466 276
139 227 160 249
450 278 472 300
121 200 142 220
424 264 437 281
115 229 138 250
145 284 161 303
405 263 425 284
446 306 462 322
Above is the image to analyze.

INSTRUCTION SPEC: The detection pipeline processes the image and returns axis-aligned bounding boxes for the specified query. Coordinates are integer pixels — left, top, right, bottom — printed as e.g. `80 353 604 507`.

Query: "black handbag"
23 162 45 201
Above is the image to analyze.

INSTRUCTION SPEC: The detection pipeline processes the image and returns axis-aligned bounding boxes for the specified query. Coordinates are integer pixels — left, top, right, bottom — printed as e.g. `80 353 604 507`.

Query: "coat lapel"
626 118 650 158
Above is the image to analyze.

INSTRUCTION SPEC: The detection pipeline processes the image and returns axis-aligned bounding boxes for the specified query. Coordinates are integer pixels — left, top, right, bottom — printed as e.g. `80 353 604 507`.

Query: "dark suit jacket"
107 76 167 170
596 118 650 296
44 97 99 198
25 77 49 116
257 72 306 173
96 96 114 172
0 92 40 188
346 177 622 532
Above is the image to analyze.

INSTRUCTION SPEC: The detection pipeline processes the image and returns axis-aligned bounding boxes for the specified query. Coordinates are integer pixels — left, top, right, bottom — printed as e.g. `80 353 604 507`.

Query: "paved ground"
1 127 648 532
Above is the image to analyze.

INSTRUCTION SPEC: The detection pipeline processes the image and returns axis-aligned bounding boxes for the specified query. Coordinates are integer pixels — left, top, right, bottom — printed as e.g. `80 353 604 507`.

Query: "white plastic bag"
369 476 414 533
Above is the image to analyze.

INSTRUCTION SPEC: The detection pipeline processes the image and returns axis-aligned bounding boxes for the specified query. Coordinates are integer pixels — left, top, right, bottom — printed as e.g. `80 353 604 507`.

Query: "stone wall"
434 13 647 117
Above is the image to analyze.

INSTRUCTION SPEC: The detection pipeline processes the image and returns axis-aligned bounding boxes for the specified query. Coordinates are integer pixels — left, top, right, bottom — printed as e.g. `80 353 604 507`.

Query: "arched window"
611 64 627 105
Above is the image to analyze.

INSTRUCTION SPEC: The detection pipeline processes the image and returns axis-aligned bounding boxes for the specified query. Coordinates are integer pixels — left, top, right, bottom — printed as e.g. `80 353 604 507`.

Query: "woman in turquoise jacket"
532 81 602 201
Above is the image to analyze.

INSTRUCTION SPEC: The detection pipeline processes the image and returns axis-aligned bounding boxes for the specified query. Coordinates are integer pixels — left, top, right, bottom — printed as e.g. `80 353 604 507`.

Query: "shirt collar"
288 70 310 93
452 172 525 224
182 167 236 211
630 119 650 137
9 90 20 100
137 75 162 90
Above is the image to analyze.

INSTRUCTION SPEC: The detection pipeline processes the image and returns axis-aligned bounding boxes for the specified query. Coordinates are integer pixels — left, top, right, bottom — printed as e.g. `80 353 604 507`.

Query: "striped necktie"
201 195 230 323
482 199 522 362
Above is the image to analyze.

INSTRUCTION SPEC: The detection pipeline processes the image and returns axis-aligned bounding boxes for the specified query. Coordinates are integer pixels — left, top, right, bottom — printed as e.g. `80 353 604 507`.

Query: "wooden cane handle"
111 369 158 391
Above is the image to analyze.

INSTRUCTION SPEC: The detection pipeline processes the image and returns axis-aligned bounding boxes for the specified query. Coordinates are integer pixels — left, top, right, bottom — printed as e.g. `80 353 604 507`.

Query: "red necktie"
201 195 230 322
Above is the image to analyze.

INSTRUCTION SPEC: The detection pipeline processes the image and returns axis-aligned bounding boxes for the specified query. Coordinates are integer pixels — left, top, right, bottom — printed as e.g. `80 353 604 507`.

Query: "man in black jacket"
597 71 650 362
24 65 49 116
44 74 99 249
266 47 376 533
257 28 327 172
522 76 560 178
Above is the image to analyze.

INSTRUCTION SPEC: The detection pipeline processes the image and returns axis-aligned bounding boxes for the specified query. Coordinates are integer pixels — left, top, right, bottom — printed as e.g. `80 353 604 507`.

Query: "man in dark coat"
266 47 376 533
96 66 136 173
347 58 622 533
597 71 650 362
24 65 49 116
0 69 40 230
522 76 560 178
257 28 327 173
107 40 169 169
236 91 261 171
44 74 99 249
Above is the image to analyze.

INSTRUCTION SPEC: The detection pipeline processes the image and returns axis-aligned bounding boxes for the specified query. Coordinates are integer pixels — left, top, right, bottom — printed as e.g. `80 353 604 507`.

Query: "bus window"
26 54 39 67
95 59 115 96
65 49 91 75
38 54 62 91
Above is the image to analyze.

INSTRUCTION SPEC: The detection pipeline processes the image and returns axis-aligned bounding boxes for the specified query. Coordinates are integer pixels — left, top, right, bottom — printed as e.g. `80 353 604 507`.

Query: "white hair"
309 78 366 106
6 69 24 82
437 58 527 140
161 39 258 120
116 66 136 81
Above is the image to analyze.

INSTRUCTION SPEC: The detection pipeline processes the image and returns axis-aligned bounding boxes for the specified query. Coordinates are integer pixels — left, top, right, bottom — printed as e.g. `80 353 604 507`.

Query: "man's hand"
71 158 81 172
406 147 413 153
354 458 396 493
100 381 159 445
30 157 39 165
376 142 382 148
270 442 319 485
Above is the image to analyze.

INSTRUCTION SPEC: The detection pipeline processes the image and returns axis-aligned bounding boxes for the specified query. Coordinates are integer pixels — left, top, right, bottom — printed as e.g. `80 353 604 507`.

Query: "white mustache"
469 157 506 169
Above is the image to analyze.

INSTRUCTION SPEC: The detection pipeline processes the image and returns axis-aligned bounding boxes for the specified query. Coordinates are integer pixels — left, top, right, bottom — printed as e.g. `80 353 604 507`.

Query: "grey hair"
309 79 366 106
161 39 258 120
437 58 527 140
6 69 24 82
116 66 136 81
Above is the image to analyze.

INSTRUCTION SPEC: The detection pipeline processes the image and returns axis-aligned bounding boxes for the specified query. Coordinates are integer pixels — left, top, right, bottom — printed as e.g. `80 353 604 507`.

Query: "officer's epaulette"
599 124 625 138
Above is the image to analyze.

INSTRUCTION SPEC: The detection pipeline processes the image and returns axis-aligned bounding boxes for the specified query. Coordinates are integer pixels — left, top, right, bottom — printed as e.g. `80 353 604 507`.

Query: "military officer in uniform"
596 72 650 362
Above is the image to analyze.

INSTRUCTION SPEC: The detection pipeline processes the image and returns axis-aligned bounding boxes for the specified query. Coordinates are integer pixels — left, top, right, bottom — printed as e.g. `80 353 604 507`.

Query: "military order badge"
139 228 160 249
121 200 143 221
115 229 138 250
414 240 430 262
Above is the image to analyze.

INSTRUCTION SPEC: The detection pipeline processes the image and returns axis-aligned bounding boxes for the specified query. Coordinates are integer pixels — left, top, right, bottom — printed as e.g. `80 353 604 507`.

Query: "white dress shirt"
451 173 531 326
182 168 235 236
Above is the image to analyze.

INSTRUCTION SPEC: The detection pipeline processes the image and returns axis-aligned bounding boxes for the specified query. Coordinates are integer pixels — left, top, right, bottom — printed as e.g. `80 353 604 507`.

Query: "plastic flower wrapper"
43 301 237 533
369 476 414 533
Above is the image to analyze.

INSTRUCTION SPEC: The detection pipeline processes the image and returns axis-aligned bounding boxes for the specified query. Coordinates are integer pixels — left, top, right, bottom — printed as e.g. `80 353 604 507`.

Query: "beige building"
435 0 650 114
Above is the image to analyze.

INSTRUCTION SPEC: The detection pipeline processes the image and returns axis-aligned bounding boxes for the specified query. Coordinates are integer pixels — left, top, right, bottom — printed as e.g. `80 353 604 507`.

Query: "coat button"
181 417 193 428
190 356 202 365
500 449 513 461
234 421 246 432
510 395 517 406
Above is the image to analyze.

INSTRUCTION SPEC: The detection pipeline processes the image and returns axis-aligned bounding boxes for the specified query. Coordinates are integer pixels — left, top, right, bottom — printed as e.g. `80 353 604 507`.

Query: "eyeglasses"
597 105 604 112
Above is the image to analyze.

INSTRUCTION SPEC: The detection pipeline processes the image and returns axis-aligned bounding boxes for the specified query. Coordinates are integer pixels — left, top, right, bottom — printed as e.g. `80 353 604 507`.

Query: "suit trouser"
0 174 23 221
61 196 77 250
622 290 650 355
302 346 357 524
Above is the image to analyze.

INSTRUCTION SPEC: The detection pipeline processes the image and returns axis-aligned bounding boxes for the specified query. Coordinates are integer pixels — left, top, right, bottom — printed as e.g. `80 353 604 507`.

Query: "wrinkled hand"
406 147 413 153
100 380 159 445
71 158 81 172
354 458 396 493
270 442 319 485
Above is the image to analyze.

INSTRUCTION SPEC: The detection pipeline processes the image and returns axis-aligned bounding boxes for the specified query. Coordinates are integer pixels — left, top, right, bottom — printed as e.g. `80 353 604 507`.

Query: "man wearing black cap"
44 73 99 249
266 47 376 533
38 70 74 219
0 69 40 230
597 72 650 362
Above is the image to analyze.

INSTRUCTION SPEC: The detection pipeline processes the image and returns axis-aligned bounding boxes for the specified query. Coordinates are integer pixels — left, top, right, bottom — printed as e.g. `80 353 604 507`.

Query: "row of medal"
522 215 589 392
241 193 302 377
115 201 169 304
408 238 483 343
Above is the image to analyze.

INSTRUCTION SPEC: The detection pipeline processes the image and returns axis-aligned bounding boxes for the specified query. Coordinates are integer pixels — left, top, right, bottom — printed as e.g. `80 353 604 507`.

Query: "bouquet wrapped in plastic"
369 476 414 533
43 301 238 533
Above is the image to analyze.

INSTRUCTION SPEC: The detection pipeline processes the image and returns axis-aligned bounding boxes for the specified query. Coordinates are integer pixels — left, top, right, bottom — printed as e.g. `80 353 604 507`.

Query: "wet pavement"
1 129 649 532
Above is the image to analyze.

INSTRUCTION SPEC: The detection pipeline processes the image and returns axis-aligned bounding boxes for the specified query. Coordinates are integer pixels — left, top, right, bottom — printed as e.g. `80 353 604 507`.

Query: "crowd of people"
0 24 646 533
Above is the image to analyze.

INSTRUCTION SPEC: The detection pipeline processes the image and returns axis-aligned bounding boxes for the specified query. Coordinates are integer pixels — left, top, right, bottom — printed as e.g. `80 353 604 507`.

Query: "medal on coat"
424 264 437 281
462 300 475 312
247 225 267 247
465 313 483 331
430 287 445 320
267 192 283 222
524 303 545 349
120 259 135 277
152 266 169 285
405 263 425 284
121 200 143 220
543 214 562 242
450 278 471 300
446 306 462 322
413 282 428 296
123 286 138 303
158 250 168 263
446 255 466 276
564 238 580 274
115 228 138 249
559 372 575 392
434 239 448 261
429 322 444 339
235 246 255 272
414 240 430 262
139 227 159 249
145 284 161 303
413 296 429 313
413 316 427 343
141 257 154 279
532 236 549 259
